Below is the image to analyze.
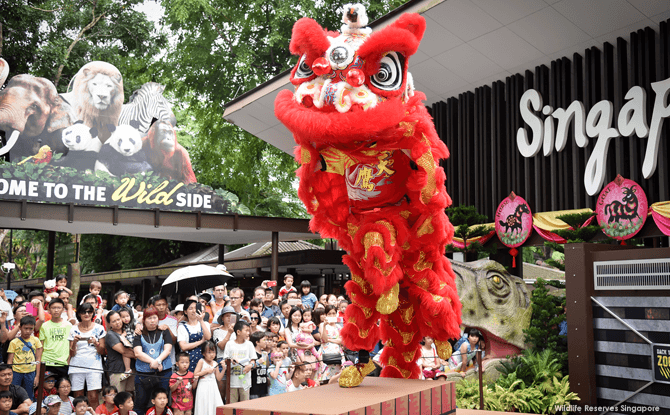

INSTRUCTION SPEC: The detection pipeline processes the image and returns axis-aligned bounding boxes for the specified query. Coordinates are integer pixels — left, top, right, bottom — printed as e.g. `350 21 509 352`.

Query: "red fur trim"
275 90 408 145
289 18 331 64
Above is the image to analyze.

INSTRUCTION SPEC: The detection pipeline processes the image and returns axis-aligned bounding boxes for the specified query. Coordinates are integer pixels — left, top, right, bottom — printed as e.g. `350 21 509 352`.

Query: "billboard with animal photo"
0 59 240 214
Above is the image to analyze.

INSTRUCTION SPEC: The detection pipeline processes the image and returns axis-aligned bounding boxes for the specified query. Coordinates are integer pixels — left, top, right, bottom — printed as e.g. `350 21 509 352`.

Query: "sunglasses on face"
250 317 259 321
82 310 93 315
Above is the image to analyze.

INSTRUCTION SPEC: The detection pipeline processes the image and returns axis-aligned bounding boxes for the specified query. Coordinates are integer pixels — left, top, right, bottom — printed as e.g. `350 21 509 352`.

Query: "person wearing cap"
27 395 61 415
172 306 183 322
211 307 236 400
35 372 57 401
260 288 280 320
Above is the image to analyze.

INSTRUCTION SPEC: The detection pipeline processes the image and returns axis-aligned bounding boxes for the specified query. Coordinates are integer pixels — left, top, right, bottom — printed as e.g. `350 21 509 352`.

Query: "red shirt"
95 404 118 415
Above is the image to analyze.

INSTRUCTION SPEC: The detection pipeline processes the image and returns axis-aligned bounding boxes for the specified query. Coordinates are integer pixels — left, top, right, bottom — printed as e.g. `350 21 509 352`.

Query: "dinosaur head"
451 258 532 358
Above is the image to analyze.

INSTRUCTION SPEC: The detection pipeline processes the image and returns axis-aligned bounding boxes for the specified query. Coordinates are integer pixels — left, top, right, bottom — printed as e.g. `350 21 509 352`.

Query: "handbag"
322 353 342 365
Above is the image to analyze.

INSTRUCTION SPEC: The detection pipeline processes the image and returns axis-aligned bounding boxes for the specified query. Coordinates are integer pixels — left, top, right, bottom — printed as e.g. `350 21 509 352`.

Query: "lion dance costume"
274 5 462 387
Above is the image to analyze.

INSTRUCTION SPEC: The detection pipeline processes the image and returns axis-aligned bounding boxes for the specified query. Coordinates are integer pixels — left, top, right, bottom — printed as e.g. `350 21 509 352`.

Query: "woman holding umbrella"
133 306 173 415
177 298 211 373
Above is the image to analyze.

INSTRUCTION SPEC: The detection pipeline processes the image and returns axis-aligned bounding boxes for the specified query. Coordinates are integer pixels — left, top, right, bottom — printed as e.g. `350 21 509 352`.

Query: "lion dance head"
274 12 425 147
72 61 124 143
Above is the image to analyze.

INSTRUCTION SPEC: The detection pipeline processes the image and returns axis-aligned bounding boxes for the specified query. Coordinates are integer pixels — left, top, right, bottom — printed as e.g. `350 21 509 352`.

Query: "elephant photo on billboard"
0 58 77 161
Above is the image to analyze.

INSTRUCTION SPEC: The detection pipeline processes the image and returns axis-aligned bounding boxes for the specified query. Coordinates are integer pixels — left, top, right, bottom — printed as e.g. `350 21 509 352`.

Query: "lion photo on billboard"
69 61 124 143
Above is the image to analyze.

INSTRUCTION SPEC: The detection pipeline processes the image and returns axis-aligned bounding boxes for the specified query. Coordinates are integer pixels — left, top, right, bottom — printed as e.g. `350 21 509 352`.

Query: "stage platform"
217 377 456 415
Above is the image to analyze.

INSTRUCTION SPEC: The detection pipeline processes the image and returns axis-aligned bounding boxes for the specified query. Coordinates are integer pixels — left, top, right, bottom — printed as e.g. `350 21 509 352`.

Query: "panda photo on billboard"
53 120 102 172
95 122 152 176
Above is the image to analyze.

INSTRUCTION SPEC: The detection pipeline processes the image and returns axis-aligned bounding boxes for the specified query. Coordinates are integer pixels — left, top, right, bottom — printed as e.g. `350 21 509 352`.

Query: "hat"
174 304 184 312
44 396 61 406
199 293 212 303
217 306 236 324
43 371 57 379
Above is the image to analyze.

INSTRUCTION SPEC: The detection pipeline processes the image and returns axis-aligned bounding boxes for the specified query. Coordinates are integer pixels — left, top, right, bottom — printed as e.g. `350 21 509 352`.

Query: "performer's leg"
338 258 382 387
378 287 422 379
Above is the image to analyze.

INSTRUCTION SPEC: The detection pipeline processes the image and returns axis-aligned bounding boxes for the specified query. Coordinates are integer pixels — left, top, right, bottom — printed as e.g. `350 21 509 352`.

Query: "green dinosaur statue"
441 258 533 383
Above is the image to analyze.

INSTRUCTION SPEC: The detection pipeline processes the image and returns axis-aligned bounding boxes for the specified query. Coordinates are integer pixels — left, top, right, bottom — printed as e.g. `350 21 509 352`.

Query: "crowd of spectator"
0 273 485 415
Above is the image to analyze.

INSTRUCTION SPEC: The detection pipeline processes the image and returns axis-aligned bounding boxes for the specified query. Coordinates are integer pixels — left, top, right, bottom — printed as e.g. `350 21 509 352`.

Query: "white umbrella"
160 264 234 296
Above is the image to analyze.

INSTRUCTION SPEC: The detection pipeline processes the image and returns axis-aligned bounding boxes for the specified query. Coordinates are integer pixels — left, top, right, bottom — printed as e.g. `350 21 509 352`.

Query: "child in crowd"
145 389 172 415
276 341 291 367
267 317 283 341
73 397 96 415
111 392 136 415
0 390 13 415
55 276 73 296
278 275 297 298
419 336 443 379
299 281 317 310
169 353 194 415
36 371 58 400
118 307 136 380
87 281 103 309
287 363 314 392
267 347 288 396
194 342 224 413
249 332 268 399
111 292 130 313
278 302 291 330
222 321 256 403
8 315 42 400
264 332 278 353
95 386 118 415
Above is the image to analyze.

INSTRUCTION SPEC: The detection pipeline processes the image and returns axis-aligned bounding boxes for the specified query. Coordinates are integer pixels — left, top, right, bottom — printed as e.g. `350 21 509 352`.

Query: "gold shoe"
435 340 453 360
376 283 399 315
338 360 376 388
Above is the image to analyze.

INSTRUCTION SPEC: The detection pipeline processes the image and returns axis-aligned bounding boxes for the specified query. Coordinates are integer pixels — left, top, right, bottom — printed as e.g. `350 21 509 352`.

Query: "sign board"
652 344 670 384
596 175 648 240
517 77 670 196
55 243 78 266
0 60 239 214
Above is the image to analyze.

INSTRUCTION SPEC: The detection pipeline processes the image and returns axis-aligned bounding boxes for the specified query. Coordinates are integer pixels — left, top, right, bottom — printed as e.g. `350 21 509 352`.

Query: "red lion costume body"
275 8 462 386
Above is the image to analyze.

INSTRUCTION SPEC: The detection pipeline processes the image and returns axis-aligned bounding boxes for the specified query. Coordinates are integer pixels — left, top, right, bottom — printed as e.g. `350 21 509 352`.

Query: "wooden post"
34 361 46 415
478 350 484 410
271 232 279 297
68 234 81 302
46 231 56 281
225 358 232 404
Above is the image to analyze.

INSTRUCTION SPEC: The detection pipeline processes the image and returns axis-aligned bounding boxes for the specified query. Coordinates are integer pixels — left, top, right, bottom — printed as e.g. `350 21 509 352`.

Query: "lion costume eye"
295 55 314 79
370 52 404 91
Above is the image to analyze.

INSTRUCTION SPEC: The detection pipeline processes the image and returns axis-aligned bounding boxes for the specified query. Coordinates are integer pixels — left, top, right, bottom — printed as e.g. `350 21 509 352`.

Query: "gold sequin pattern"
400 330 414 345
414 277 429 290
375 283 399 315
387 356 411 378
416 216 434 237
399 210 411 219
300 147 311 165
359 327 370 338
402 350 416 362
400 305 414 325
435 340 453 360
399 121 418 137
374 258 394 276
413 251 433 272
351 274 372 295
348 223 359 237
432 294 443 303
375 221 397 245
363 232 391 261
418 135 437 204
